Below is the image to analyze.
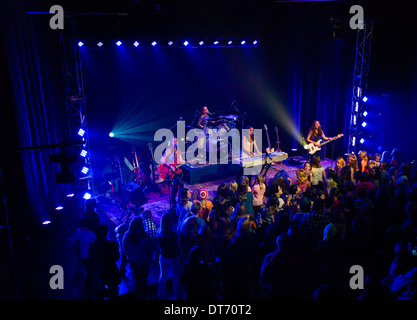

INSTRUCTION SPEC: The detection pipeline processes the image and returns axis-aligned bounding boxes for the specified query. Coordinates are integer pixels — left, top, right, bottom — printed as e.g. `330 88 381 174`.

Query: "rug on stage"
97 157 334 227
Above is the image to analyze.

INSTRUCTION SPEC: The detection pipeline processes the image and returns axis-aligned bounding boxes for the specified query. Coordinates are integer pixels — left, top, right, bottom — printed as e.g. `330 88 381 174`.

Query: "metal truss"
347 21 374 155
59 16 93 197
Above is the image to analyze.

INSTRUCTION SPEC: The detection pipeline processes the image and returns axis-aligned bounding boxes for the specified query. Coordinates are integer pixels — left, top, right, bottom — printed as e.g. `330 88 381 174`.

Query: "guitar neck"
264 126 272 149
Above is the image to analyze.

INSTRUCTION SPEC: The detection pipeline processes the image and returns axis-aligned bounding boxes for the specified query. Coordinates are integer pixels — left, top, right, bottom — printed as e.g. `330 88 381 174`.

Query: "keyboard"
238 151 288 167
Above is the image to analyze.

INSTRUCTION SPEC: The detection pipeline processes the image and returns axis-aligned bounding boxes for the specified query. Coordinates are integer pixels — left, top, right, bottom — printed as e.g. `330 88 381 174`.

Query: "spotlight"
183 41 189 46
363 111 368 117
168 41 173 46
214 41 219 45
228 40 232 45
78 41 84 47
81 166 89 174
109 132 114 138
133 41 139 47
66 193 75 198
97 42 103 47
241 40 246 45
352 137 356 146
80 149 87 157
42 220 52 225
362 121 367 128
151 41 157 46
253 40 258 45
83 192 92 200
199 41 204 46
360 138 365 144
78 128 85 137
363 96 368 102
116 41 122 46
55 206 64 211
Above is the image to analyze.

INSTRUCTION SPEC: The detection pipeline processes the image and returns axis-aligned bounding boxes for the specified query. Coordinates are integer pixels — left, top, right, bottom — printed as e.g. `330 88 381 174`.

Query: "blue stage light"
360 138 365 144
78 128 85 137
55 206 64 211
362 121 367 128
116 41 122 46
109 132 114 138
83 192 92 200
81 167 89 174
214 41 219 45
97 42 103 47
78 41 84 47
66 193 75 198
241 40 246 45
133 41 139 47
80 150 87 157
363 111 368 117
168 41 173 46
151 41 157 46
253 40 258 45
42 220 51 225
228 40 232 45
363 96 368 102
183 41 189 46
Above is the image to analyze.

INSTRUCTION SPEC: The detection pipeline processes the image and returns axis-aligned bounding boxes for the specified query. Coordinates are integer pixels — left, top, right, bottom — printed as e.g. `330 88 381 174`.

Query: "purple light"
168 41 173 46
214 41 219 45
151 41 157 46
116 41 122 46
199 41 204 46
133 41 139 47
360 138 365 144
253 40 258 45
66 193 75 198
83 192 92 200
228 40 232 45
241 40 246 45
55 206 64 211
183 41 189 46
42 220 51 225
78 41 84 47
81 167 89 174
97 42 103 47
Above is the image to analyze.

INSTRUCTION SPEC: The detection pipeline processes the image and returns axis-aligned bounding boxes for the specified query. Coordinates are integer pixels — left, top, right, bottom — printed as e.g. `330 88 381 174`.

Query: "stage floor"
96 157 335 227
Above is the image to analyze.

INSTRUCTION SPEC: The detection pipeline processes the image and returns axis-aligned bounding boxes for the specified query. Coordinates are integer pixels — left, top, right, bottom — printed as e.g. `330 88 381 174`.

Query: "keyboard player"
242 126 261 158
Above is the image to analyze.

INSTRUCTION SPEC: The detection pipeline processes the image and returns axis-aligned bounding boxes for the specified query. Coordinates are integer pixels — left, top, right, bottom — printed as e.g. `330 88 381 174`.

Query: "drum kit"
201 114 240 161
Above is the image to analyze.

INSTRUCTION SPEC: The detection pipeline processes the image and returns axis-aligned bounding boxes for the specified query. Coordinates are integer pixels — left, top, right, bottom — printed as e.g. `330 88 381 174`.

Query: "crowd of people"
70 147 417 300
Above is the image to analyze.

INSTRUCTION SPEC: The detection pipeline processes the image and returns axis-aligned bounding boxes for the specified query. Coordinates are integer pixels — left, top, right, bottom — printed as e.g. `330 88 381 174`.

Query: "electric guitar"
148 142 163 184
264 124 274 154
304 134 344 155
274 126 282 152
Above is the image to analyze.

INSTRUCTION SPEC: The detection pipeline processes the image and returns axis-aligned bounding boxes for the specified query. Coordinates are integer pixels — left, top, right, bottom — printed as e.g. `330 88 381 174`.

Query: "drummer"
197 106 216 131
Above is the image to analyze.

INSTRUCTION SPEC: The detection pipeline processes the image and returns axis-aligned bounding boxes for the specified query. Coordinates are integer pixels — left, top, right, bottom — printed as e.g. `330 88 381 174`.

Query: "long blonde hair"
296 169 308 184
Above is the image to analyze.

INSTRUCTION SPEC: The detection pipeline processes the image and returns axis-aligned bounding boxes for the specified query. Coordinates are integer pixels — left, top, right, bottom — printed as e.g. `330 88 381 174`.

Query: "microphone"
208 111 214 115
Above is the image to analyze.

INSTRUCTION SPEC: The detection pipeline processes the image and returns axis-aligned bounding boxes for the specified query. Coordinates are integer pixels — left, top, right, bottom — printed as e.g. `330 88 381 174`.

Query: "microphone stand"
231 101 244 129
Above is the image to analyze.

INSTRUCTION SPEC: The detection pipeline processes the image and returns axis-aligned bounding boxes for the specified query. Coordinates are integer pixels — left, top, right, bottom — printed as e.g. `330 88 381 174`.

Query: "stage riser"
182 163 242 185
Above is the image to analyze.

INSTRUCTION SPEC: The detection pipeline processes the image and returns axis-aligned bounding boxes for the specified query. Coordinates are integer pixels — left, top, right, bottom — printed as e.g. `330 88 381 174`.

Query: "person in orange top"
192 188 213 222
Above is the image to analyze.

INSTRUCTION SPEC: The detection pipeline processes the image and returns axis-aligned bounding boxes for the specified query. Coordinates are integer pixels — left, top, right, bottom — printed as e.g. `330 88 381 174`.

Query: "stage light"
116 41 122 46
363 96 368 102
81 166 89 174
168 41 173 46
199 41 204 46
55 206 64 211
151 41 157 46
363 111 368 117
42 220 51 225
97 42 103 47
133 41 139 47
183 41 189 46
214 41 219 45
80 149 87 157
66 193 75 198
360 138 365 144
83 192 92 200
109 132 114 138
253 40 258 45
241 40 246 45
78 128 85 137
78 41 84 47
355 102 359 112
362 121 367 128
228 40 232 45
352 137 356 146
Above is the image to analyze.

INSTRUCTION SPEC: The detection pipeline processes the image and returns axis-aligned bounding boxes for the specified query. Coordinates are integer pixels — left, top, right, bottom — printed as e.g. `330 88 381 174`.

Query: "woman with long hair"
306 120 336 160
252 174 266 216
123 217 155 299
347 154 359 183
295 168 310 193
157 211 182 300
310 155 326 186
358 150 368 172
242 126 261 158
334 157 346 176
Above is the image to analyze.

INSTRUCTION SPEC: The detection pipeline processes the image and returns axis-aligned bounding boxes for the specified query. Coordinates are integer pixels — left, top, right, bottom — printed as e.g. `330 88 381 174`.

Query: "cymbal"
220 115 239 120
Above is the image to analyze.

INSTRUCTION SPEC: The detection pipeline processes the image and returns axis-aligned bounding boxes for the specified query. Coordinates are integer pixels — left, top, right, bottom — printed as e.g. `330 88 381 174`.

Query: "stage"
96 156 335 227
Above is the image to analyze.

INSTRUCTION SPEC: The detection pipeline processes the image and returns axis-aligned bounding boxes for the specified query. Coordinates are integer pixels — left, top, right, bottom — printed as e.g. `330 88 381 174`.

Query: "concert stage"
97 156 335 227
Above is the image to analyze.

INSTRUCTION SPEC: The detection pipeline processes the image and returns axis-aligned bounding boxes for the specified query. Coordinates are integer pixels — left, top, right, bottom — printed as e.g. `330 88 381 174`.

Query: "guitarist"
160 137 185 206
306 120 337 160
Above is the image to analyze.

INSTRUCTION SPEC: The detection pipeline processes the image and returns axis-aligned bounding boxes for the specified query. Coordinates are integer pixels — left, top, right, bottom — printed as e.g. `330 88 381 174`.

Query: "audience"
80 146 417 300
